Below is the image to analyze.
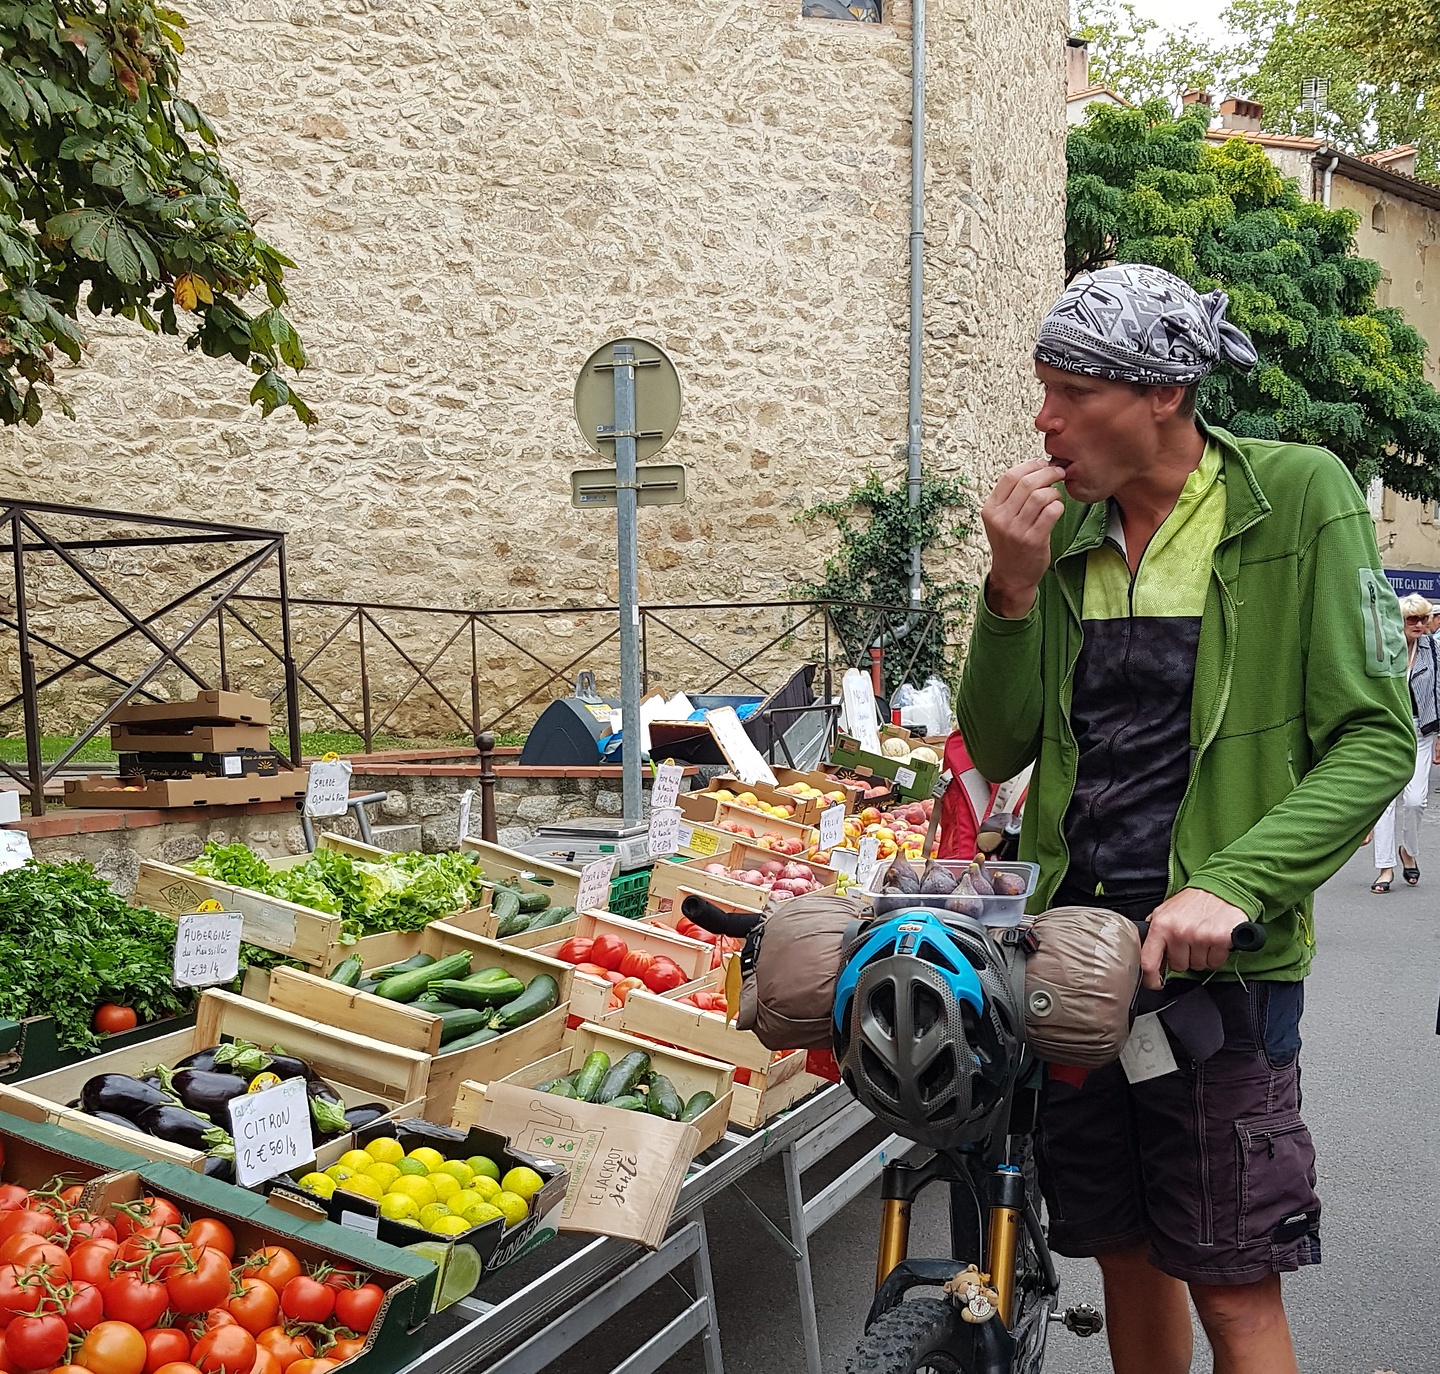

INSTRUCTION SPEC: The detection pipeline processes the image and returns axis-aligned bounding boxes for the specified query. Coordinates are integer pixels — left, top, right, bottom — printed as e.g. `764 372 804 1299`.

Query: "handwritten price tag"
648 807 682 859
575 855 617 914
173 910 244 987
856 837 881 889
304 759 352 819
458 789 474 842
650 763 685 812
0 830 32 873
893 766 918 792
817 804 845 852
230 1078 314 1188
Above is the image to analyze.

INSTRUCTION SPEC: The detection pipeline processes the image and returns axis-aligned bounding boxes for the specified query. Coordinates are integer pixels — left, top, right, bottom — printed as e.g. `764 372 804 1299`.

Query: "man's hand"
1140 888 1252 990
981 458 1067 619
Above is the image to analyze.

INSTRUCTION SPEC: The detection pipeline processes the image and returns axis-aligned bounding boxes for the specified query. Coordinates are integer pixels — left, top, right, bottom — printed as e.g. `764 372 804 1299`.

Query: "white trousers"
1375 735 1433 871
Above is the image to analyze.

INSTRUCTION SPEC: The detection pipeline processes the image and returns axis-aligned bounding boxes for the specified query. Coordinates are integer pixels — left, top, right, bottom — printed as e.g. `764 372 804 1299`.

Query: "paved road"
530 825 1440 1374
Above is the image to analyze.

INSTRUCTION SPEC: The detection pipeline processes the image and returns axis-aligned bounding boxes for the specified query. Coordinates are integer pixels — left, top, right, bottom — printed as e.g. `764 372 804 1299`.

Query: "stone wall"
0 0 1068 731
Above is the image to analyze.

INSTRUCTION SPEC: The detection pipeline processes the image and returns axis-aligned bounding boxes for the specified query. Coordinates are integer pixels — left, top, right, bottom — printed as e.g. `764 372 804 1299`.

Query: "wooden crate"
710 801 817 852
674 819 729 861
460 839 582 907
451 1022 736 1155
264 926 573 1121
647 856 770 914
0 990 430 1172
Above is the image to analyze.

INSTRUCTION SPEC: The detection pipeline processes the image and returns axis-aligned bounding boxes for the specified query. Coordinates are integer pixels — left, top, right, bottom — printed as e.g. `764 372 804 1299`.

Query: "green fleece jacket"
955 422 1415 979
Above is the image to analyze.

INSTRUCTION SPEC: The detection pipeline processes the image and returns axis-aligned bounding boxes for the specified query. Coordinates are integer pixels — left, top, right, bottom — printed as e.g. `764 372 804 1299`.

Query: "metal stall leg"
781 1147 824 1374
692 1209 725 1374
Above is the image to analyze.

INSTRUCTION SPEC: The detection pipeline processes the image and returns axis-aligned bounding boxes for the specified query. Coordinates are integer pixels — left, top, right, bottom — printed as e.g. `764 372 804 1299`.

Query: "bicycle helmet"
832 910 1024 1148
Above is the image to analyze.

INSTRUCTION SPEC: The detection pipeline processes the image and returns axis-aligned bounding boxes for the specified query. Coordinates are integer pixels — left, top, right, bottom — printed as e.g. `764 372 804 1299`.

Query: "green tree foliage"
1314 0 1440 92
1072 0 1227 103
1068 100 1440 498
0 0 311 426
798 473 974 692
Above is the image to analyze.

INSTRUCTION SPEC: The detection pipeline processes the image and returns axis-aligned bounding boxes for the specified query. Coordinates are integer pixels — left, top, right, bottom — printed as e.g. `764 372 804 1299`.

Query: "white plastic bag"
894 676 953 736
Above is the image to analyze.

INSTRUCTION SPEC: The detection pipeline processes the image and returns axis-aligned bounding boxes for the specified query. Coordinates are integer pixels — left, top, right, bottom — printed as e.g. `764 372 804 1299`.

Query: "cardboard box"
65 770 309 809
0 1104 151 1189
0 990 430 1172
113 690 272 726
0 1009 197 1084
110 723 274 753
829 733 941 801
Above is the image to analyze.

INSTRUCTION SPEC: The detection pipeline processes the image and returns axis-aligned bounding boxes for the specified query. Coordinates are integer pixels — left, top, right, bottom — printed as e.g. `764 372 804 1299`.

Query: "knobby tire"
845 1298 967 1374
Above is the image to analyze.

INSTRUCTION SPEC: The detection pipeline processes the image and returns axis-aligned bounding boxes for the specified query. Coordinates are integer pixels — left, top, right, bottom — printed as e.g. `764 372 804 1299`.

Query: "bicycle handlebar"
1135 918 1267 953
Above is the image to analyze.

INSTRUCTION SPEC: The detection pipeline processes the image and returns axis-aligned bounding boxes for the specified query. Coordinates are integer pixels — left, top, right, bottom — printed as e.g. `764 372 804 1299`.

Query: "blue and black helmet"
833 910 1023 1147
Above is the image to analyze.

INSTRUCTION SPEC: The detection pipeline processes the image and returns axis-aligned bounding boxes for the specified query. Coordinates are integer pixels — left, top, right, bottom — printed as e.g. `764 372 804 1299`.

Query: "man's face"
1032 362 1166 505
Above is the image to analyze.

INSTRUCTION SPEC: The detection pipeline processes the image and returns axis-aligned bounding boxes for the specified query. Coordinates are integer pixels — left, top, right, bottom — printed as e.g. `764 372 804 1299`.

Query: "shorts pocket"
1235 1110 1317 1248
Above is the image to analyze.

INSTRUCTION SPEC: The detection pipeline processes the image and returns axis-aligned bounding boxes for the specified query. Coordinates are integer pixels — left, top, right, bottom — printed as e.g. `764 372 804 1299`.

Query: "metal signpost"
572 338 683 823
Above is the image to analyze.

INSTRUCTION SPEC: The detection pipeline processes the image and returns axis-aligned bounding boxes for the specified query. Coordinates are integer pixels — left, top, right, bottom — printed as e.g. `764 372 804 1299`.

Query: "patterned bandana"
1034 264 1258 386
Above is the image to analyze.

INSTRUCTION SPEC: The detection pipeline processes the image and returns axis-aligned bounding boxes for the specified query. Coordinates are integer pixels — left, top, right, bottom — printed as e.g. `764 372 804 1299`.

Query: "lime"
336 1175 384 1201
501 1166 545 1201
364 1162 401 1190
434 1160 474 1187
427 1214 471 1237
428 1173 461 1203
494 1191 529 1227
472 1176 502 1202
466 1156 501 1182
323 1163 356 1183
366 1136 405 1165
407 1146 446 1171
297 1172 336 1199
379 1193 420 1222
338 1149 376 1173
462 1201 504 1226
394 1157 429 1177
448 1190 484 1216
402 1241 483 1310
389 1175 437 1208
418 1202 453 1229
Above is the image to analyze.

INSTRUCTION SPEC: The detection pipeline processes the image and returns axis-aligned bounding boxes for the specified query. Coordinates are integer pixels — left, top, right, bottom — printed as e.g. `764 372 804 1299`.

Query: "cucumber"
328 956 364 987
646 1073 683 1120
356 978 381 993
605 1094 647 1111
414 999 462 1013
595 1051 650 1104
679 1090 717 1122
547 1080 579 1098
525 905 575 932
463 966 516 985
488 975 560 1033
427 976 525 1009
515 889 550 913
375 952 472 1003
572 1051 610 1103
436 1008 495 1044
438 1028 500 1055
491 888 527 937
372 953 436 975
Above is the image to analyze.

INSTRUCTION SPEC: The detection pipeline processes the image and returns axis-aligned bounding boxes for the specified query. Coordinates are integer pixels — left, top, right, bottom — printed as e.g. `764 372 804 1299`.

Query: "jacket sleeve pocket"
1357 568 1407 679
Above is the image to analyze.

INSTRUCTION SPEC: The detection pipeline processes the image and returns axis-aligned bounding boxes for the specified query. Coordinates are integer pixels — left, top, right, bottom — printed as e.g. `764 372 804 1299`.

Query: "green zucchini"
595 1051 650 1104
572 1051 610 1103
438 1027 501 1055
488 974 560 1033
491 887 526 937
525 905 575 932
372 953 436 975
436 1008 495 1044
413 998 462 1013
646 1073 683 1121
515 889 550 913
463 966 515 985
547 1079 579 1098
427 976 525 1009
356 978 381 993
605 1094 647 1111
328 956 364 987
375 952 472 1003
679 1090 717 1122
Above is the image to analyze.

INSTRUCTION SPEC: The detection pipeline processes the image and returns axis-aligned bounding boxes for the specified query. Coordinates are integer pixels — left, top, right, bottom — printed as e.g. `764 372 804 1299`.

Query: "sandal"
1372 874 1394 893
1405 865 1421 886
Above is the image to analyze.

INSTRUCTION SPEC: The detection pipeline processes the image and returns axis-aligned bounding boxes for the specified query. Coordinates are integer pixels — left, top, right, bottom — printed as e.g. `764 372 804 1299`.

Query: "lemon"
324 1163 357 1183
338 1149 376 1173
427 1214 471 1237
466 1155 501 1182
448 1190 484 1216
494 1191 529 1227
388 1175 437 1208
379 1193 420 1222
472 1176 502 1202
297 1172 336 1199
394 1157 429 1177
501 1166 545 1201
428 1173 461 1203
418 1202 453 1228
434 1160 474 1187
402 1241 482 1310
407 1146 446 1171
462 1201 504 1226
364 1162 401 1190
365 1136 405 1165
337 1175 384 1201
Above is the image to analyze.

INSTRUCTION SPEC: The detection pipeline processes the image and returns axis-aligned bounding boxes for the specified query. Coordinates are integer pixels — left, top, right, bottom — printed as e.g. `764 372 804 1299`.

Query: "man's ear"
1150 383 1190 423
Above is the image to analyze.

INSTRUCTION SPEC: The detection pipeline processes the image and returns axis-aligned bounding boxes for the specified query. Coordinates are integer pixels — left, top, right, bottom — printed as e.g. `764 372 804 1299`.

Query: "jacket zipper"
1367 581 1385 667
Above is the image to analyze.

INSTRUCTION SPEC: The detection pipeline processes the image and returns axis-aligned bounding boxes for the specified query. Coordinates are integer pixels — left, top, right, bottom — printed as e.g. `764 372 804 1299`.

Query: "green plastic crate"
607 868 652 921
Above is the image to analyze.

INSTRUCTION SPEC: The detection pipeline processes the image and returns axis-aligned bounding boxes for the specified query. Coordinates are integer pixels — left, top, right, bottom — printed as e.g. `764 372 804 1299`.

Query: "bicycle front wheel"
845 1298 968 1374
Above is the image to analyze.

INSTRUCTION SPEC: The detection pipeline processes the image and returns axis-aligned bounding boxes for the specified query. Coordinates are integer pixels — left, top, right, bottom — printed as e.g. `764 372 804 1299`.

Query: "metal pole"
477 730 498 842
276 539 303 766
358 613 372 754
613 343 643 824
12 513 44 816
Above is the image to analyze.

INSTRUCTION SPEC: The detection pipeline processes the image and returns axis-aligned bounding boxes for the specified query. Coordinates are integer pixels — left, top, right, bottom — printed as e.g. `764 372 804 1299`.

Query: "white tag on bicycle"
1118 1012 1177 1083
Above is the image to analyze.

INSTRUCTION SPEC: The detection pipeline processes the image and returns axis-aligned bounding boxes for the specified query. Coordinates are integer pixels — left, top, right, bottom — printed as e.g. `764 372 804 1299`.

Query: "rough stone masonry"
0 0 1067 727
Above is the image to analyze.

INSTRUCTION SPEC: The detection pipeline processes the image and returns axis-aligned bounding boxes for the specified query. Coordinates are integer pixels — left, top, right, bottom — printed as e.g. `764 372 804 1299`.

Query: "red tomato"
63 1280 105 1334
239 1249 301 1294
588 934 629 971
331 1284 383 1336
0 1210 55 1246
63 1215 118 1249
54 1365 94 1374
58 1187 86 1207
248 1351 280 1374
166 1248 232 1315
118 1225 186 1275
225 1279 278 1337
641 958 687 994
0 1188 25 1214
603 970 627 985
279 1277 333 1325
286 1361 336 1374
0 1262 45 1322
142 1329 191 1374
70 1240 120 1289
571 962 612 979
183 1220 234 1259
617 950 656 980
93 1005 138 1035
102 1272 169 1330
5 1311 69 1368
11 1238 70 1280
608 976 645 1007
77 1321 149 1374
152 1365 205 1374
191 1327 256 1374
114 1199 182 1242
177 1310 235 1345
255 1328 312 1371
0 1232 47 1266
322 1338 365 1364
552 937 594 964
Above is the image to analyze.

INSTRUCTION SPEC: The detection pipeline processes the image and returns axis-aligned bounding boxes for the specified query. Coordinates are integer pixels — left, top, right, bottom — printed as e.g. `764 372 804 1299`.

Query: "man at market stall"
953 263 1415 1374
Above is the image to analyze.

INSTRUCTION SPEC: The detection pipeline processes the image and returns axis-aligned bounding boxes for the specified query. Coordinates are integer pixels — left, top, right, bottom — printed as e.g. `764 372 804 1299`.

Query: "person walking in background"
1372 592 1440 893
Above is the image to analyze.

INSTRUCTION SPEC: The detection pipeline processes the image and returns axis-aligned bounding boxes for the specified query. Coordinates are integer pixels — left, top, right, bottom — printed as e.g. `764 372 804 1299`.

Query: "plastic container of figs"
863 858 1041 927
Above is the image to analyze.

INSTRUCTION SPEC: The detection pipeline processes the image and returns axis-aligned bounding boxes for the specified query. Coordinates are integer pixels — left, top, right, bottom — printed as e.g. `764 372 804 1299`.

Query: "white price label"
651 763 685 812
856 837 881 889
676 822 694 851
575 855 617 914
1119 1012 1179 1084
0 829 32 873
457 789 474 842
648 807 682 859
223 755 242 777
303 759 352 818
173 910 244 987
229 1077 314 1188
817 804 845 852
893 766 917 791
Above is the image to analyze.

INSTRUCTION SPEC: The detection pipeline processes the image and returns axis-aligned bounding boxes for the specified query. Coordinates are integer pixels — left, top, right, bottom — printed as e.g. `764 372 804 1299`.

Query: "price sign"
0 829 32 873
304 759 352 819
893 766 917 791
829 848 859 877
704 707 777 788
817 804 845 852
856 837 881 889
575 855 617 914
676 821 694 852
229 1077 314 1188
458 789 474 842
173 910 244 987
648 807 682 859
650 763 685 812
841 669 882 755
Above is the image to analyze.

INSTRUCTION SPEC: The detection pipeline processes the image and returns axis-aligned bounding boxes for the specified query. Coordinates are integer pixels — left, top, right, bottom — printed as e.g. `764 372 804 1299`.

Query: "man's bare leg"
1095 1245 1192 1374
1190 1274 1297 1374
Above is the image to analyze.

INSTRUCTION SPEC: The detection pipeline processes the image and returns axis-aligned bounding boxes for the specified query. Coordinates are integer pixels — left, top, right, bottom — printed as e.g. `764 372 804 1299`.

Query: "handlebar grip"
1134 919 1268 953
